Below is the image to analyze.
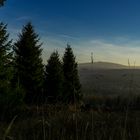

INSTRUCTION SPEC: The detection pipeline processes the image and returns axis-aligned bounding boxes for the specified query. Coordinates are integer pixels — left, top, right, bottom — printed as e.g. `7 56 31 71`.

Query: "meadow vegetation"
1 98 140 140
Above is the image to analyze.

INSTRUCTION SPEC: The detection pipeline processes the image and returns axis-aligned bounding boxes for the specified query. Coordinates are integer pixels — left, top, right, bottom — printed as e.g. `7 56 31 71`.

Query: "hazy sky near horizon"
1 0 140 65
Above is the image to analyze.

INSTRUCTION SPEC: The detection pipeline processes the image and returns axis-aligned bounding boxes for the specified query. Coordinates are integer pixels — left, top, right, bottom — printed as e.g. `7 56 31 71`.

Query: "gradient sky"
1 0 140 65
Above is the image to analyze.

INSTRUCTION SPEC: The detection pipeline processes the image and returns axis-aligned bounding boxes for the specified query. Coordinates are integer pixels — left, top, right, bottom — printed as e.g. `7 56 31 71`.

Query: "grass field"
79 62 140 97
1 62 140 140
1 104 140 140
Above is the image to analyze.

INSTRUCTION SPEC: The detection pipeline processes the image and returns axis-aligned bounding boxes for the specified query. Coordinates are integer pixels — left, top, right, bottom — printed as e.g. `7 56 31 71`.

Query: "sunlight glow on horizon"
2 0 140 66
41 36 140 66
7 25 140 66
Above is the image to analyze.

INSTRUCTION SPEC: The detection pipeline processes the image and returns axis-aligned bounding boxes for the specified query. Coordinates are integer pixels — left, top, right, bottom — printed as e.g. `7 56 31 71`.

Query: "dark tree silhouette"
0 23 24 121
45 51 63 103
0 22 12 92
63 44 82 103
0 0 6 6
13 22 44 104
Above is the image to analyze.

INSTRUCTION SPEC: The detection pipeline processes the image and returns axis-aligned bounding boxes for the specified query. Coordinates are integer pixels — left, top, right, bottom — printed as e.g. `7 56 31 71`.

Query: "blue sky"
1 0 140 65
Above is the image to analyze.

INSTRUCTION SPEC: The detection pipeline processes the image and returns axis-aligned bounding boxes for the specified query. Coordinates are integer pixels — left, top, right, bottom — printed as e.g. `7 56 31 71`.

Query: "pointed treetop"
0 0 6 6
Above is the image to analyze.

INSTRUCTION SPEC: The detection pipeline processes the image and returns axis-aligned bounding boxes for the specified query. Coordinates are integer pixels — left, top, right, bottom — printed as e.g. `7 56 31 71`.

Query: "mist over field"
79 62 140 96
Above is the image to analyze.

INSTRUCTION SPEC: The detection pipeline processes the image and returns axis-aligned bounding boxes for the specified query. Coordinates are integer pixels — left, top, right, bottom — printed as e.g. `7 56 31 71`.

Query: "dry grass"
0 102 140 140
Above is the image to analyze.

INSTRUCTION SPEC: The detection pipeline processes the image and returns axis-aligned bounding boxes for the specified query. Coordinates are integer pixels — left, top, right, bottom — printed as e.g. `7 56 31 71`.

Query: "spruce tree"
0 23 24 121
0 22 12 92
45 51 63 103
63 44 82 103
13 22 44 104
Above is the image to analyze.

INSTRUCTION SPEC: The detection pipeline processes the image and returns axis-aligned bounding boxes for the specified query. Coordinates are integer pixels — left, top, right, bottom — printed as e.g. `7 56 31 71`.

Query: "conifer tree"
13 22 44 104
63 44 82 103
45 51 63 103
0 22 12 92
0 23 24 120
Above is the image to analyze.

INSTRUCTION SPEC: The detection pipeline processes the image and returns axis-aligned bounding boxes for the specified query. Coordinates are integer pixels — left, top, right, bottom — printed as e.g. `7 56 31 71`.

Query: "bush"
0 86 25 121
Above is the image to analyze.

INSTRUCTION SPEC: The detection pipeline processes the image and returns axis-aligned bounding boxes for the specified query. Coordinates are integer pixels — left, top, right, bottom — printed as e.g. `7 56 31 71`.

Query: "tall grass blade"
3 115 17 140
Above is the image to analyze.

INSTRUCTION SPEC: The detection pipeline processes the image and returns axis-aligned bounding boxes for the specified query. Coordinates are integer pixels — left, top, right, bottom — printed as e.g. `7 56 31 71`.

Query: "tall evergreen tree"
0 22 12 92
45 51 63 103
63 44 82 103
13 22 44 104
0 23 24 121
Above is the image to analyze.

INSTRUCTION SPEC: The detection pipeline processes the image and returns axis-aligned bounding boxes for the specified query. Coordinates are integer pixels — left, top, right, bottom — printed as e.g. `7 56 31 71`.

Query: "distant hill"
78 62 127 70
78 62 140 97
